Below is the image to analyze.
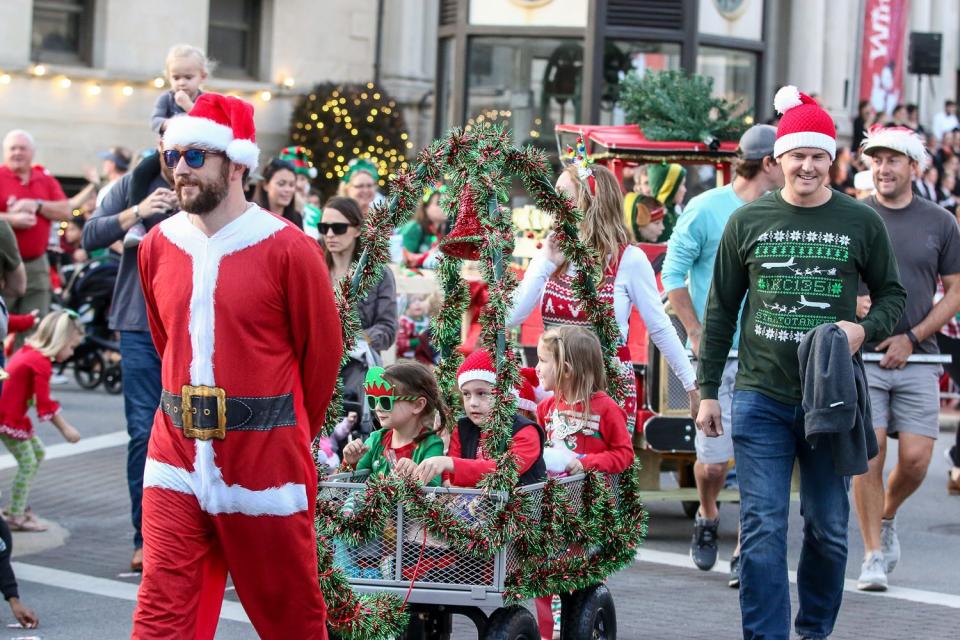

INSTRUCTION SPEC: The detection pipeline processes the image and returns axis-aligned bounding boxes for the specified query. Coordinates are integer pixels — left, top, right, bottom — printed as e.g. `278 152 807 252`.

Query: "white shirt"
932 111 959 142
509 245 697 391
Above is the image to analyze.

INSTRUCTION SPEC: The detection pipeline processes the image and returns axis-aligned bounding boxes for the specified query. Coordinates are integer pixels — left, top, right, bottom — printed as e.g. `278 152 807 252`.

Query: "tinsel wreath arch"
315 124 647 640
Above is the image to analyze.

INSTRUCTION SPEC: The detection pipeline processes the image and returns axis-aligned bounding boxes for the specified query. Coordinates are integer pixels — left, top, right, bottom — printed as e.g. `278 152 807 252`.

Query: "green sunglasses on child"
363 366 418 412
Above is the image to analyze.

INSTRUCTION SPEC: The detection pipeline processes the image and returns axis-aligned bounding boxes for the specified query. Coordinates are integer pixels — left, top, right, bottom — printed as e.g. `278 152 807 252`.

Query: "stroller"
57 254 122 394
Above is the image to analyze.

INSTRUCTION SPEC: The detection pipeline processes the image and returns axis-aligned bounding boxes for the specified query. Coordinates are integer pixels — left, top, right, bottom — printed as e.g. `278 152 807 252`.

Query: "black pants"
935 334 960 467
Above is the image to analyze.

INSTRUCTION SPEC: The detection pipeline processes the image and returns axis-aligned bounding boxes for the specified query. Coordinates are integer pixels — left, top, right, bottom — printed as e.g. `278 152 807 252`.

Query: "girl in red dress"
532 325 633 640
0 311 82 531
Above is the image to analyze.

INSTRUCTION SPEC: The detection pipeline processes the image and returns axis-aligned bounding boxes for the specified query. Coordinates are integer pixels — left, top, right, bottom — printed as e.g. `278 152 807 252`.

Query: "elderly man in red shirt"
0 130 72 322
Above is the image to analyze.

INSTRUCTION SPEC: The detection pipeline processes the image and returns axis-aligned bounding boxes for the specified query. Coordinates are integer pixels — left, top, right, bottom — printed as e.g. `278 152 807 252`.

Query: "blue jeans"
732 390 850 640
120 330 162 549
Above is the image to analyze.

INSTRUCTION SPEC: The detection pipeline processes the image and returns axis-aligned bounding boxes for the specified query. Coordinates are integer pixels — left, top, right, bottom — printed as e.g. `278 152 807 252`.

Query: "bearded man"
132 93 341 639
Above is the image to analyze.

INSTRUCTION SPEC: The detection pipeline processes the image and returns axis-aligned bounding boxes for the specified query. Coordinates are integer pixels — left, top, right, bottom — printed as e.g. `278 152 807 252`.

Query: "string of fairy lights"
0 63 290 103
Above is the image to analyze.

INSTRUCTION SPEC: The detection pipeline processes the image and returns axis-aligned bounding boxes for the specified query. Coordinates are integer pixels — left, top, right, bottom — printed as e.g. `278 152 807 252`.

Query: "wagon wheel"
561 584 616 640
484 605 539 640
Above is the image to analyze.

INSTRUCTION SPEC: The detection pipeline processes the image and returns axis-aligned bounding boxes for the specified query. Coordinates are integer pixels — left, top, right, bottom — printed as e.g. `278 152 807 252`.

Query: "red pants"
132 488 328 639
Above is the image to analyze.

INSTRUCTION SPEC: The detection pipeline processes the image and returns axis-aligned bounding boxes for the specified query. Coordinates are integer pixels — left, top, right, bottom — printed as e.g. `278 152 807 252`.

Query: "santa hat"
457 349 496 388
516 374 537 413
860 124 928 169
163 93 260 171
772 86 836 160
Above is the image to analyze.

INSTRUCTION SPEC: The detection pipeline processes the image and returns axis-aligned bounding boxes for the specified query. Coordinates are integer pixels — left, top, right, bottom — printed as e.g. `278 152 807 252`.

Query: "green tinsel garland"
316 124 647 640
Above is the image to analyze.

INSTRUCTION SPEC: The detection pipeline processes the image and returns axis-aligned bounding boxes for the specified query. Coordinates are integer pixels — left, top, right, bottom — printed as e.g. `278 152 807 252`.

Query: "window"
208 0 261 79
599 40 681 125
466 37 583 149
696 46 757 116
31 0 94 65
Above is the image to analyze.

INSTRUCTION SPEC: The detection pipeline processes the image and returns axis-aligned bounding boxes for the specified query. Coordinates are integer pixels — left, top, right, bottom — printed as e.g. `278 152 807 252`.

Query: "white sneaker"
880 516 900 574
856 550 888 591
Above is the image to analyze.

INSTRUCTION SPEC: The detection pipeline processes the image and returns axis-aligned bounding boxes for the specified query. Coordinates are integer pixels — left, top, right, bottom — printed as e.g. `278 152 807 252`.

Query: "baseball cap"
737 125 777 160
97 146 132 171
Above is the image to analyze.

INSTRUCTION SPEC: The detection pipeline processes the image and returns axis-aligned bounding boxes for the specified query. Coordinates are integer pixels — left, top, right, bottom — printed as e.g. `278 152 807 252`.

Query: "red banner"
859 0 911 115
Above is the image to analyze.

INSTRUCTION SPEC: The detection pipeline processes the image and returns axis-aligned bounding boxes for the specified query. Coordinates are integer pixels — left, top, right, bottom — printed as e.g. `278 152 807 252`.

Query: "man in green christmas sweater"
696 86 906 640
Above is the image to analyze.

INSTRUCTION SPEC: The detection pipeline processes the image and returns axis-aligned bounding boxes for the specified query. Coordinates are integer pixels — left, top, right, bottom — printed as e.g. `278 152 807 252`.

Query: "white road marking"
636 548 960 609
0 431 129 471
11 562 251 624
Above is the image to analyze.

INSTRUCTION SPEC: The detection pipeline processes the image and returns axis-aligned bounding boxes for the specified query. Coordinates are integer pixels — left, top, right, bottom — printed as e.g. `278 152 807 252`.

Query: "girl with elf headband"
338 158 383 213
341 363 447 486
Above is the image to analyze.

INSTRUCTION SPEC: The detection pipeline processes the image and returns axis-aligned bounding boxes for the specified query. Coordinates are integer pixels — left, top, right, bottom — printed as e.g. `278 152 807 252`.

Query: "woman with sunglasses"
253 158 303 229
321 197 397 434
340 362 447 486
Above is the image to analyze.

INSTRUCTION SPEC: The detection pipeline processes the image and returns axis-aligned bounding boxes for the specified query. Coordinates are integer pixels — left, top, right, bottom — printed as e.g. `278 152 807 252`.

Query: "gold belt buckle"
181 385 227 440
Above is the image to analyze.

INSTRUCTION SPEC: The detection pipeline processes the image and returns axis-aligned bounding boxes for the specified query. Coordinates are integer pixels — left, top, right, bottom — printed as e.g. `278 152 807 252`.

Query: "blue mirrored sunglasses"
162 148 224 169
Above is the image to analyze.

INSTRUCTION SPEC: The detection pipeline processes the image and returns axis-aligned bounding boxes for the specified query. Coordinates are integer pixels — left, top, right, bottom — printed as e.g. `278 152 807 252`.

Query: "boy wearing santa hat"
400 349 546 487
132 93 342 639
696 86 906 640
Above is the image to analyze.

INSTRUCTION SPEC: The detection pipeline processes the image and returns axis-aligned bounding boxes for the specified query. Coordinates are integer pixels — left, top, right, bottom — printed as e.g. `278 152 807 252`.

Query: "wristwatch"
906 330 921 349
132 204 141 222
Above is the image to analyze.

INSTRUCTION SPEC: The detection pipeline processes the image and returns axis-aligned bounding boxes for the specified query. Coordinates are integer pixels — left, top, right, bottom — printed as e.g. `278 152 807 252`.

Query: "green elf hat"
341 158 380 184
278 145 317 179
647 162 686 207
364 366 393 398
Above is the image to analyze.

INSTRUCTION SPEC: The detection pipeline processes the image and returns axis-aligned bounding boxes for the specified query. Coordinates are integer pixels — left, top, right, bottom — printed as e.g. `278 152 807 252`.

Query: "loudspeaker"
909 32 942 76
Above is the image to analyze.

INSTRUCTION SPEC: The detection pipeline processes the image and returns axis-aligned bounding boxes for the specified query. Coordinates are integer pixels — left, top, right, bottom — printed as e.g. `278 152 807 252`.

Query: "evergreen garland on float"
315 123 647 640
620 69 748 144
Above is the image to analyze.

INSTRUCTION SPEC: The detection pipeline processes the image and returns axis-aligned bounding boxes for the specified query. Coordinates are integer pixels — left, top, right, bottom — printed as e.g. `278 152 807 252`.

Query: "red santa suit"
132 204 341 639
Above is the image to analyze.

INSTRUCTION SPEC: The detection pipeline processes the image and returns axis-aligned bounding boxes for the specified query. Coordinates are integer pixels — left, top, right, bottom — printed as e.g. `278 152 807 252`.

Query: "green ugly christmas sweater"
698 190 906 405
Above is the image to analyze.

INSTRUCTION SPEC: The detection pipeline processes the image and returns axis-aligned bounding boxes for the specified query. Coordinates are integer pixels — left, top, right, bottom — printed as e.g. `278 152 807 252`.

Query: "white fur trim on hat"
774 86 803 114
226 138 260 172
510 388 537 413
457 369 497 388
774 131 837 160
860 127 928 169
163 116 260 171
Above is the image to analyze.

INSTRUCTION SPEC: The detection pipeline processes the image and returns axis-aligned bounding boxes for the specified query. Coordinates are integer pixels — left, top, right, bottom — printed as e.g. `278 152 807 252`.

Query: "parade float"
315 123 647 640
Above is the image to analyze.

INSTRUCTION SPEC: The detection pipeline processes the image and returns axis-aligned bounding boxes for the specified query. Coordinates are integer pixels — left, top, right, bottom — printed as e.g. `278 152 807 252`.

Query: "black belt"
160 386 296 440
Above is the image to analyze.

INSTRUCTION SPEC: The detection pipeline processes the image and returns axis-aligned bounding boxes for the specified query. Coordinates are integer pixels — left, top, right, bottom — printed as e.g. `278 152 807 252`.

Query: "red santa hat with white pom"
773 85 836 160
859 124 928 169
163 93 260 171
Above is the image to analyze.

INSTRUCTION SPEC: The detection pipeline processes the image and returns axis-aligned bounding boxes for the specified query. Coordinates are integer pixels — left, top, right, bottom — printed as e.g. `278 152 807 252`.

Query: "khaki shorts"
695 358 738 464
865 362 942 439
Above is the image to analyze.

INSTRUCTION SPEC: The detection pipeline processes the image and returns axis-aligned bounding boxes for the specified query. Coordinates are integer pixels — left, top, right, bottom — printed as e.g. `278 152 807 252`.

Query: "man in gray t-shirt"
853 127 960 592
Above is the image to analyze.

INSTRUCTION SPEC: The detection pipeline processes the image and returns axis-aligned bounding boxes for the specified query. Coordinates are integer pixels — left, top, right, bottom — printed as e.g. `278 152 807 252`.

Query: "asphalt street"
0 380 955 639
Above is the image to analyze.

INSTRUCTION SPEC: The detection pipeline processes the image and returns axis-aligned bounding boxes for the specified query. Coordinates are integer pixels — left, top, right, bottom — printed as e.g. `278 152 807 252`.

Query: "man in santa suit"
131 93 342 639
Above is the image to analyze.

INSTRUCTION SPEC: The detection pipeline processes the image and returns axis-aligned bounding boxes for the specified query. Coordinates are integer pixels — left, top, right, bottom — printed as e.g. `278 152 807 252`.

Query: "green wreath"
316 124 647 640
